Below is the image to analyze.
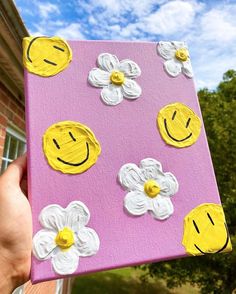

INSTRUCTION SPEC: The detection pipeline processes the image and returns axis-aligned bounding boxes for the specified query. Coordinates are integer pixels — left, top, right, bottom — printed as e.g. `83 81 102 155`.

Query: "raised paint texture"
118 158 179 220
88 53 142 105
182 203 232 256
43 121 101 174
33 201 100 275
157 41 193 78
144 179 161 198
25 40 225 283
157 102 202 148
23 36 72 77
55 227 75 250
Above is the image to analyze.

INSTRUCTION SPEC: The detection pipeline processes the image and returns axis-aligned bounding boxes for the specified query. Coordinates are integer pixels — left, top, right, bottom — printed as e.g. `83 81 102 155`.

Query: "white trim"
6 126 26 143
1 157 13 162
5 134 11 159
55 279 64 294
1 126 26 174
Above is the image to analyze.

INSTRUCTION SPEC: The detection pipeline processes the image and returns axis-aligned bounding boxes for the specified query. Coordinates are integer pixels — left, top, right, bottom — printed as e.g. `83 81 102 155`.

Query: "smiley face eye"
53 138 60 149
193 220 200 234
171 111 191 128
69 132 76 141
186 118 191 128
43 59 57 66
172 110 177 120
207 212 215 225
53 45 65 52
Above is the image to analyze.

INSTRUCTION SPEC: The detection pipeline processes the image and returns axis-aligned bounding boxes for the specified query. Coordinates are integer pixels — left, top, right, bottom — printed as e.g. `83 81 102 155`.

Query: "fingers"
1 153 27 185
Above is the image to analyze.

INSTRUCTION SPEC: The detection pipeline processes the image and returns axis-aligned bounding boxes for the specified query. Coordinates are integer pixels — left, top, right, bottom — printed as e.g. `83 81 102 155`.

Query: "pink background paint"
24 41 221 283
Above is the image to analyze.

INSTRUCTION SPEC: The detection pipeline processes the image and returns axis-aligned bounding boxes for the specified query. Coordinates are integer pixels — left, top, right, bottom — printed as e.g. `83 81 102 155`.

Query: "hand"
0 154 32 293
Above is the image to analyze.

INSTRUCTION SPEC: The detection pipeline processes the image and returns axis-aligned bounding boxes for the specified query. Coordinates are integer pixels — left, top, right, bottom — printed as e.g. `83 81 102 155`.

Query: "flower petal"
118 59 141 78
182 60 194 78
121 79 142 99
171 41 186 49
150 196 174 220
97 53 119 72
88 68 110 87
157 41 176 60
124 191 148 216
118 163 145 191
39 204 65 231
33 229 57 260
101 84 123 105
164 59 182 77
159 172 179 197
65 201 90 231
139 158 164 181
52 246 79 275
75 227 100 257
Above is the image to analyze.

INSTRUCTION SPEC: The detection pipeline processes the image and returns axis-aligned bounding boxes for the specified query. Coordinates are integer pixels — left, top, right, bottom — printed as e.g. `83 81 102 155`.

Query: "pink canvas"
25 40 223 283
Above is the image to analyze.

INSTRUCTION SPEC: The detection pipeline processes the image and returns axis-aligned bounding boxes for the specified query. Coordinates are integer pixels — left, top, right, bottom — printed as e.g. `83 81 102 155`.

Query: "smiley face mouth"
194 223 230 254
57 142 90 166
27 36 42 63
164 119 192 142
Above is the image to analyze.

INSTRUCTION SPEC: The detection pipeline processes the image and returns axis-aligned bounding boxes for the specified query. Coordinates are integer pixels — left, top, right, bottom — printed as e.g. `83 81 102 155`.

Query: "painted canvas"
23 37 232 283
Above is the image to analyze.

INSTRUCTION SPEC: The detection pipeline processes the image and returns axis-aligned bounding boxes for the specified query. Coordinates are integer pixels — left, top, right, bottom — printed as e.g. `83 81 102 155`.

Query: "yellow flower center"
175 48 189 62
55 227 75 250
110 71 125 85
144 180 161 198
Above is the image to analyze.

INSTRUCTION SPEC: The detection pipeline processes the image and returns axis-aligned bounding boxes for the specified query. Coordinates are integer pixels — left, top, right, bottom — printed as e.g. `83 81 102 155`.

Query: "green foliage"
72 268 173 294
143 70 236 294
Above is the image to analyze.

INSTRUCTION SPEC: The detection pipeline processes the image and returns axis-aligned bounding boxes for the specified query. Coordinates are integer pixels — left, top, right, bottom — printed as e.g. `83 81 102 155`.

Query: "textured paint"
33 201 100 275
118 158 178 219
43 121 101 174
157 103 201 148
157 41 193 78
88 53 141 105
182 203 232 255
25 40 223 283
23 36 72 77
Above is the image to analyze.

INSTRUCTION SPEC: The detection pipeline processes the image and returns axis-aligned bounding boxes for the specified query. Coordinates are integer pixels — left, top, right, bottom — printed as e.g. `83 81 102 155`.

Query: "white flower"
33 201 100 275
118 158 179 220
88 53 142 106
157 41 193 78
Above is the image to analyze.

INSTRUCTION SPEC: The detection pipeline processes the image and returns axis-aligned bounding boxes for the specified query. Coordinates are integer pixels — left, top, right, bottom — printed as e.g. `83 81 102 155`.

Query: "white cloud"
184 3 236 88
37 2 60 19
83 0 167 17
141 0 203 35
15 0 236 89
194 54 236 89
88 16 97 25
120 23 142 39
200 7 236 42
55 23 85 40
82 0 204 40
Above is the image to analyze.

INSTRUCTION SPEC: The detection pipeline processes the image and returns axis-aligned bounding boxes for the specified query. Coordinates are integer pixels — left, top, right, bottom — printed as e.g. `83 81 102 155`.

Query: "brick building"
0 1 71 293
0 1 26 169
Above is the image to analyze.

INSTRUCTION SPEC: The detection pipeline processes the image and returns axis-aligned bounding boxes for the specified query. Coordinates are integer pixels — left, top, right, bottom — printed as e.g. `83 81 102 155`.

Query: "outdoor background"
14 0 236 293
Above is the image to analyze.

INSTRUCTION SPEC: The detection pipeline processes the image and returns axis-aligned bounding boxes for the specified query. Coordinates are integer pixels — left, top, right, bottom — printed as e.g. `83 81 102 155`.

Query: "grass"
72 267 199 294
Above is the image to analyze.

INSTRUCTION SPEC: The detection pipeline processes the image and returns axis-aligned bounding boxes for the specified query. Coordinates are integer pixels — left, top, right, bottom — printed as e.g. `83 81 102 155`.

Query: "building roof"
0 0 29 106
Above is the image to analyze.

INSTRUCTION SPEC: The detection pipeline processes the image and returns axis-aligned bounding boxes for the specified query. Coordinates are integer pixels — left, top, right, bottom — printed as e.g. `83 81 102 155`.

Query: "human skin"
0 154 31 293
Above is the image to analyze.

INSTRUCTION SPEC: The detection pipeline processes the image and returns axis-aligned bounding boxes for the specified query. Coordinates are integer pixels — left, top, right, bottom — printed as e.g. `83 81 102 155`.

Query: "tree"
142 70 236 294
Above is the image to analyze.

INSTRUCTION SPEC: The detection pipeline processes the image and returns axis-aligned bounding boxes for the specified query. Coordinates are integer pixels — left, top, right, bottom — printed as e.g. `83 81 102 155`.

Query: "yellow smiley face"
182 203 232 256
43 121 101 174
157 102 201 148
23 36 72 77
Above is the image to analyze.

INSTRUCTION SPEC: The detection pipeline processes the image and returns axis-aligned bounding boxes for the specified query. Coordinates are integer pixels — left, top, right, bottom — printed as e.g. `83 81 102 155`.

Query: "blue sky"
15 0 236 89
